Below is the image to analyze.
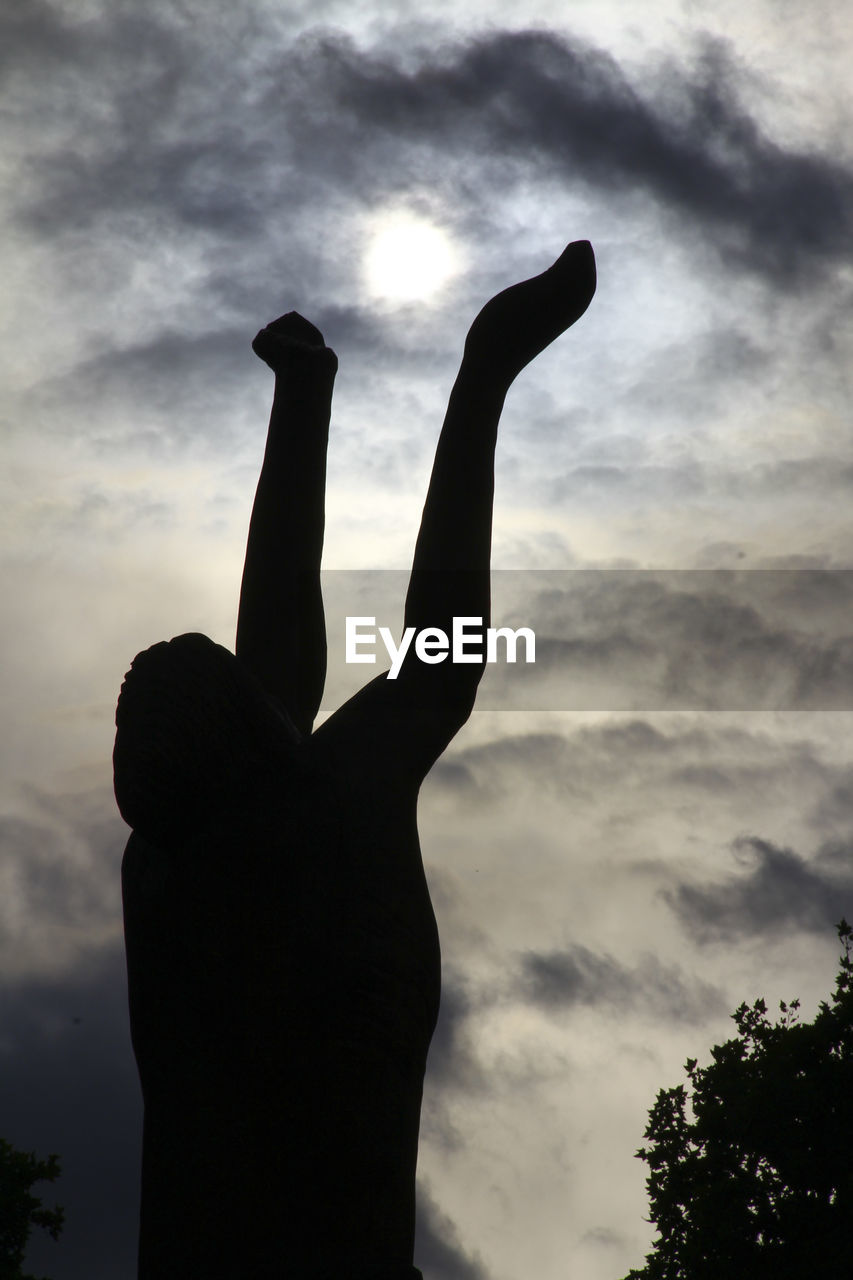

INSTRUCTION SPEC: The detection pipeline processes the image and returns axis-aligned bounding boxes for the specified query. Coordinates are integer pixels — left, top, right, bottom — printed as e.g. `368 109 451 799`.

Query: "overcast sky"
2 1 853 1278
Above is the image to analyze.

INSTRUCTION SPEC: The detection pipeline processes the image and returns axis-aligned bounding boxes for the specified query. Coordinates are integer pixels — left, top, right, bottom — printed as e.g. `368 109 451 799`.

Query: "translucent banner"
315 570 853 712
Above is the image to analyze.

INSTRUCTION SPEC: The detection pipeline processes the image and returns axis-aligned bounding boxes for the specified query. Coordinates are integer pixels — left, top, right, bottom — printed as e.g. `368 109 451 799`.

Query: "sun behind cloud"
364 210 460 302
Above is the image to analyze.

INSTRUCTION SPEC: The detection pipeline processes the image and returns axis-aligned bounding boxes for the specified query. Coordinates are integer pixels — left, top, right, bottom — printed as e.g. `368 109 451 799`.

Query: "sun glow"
364 211 459 303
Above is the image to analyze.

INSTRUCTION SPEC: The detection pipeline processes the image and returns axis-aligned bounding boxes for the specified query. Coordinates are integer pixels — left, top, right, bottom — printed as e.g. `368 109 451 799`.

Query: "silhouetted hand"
252 310 338 378
463 239 596 387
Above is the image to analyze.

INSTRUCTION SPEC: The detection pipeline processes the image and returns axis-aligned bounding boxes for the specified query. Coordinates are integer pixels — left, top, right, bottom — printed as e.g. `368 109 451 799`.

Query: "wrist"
276 343 337 381
454 354 512 405
273 349 336 403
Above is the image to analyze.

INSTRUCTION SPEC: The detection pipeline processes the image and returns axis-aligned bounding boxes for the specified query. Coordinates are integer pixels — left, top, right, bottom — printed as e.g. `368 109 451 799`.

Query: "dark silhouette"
624 920 853 1280
114 242 596 1278
0 1138 64 1279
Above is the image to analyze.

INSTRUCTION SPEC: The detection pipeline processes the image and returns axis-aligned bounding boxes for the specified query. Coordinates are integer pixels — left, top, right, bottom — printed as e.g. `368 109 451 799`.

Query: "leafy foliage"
0 1139 64 1280
624 920 853 1279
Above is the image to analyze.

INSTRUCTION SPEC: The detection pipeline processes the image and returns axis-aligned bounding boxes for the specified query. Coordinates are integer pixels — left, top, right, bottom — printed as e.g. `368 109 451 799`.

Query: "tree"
624 920 853 1279
0 1139 64 1280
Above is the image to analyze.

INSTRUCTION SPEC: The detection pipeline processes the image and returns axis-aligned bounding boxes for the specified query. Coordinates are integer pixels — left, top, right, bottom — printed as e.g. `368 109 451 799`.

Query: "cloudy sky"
2 0 853 1276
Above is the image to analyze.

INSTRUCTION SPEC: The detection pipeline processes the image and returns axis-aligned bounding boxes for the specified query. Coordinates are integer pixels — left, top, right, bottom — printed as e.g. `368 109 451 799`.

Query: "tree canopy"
624 920 853 1279
0 1138 64 1280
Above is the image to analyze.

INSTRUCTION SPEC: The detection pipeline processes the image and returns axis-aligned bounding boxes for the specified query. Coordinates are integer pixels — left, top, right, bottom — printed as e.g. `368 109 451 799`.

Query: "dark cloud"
425 968 484 1094
9 3 851 481
425 710 841 814
0 944 140 1280
32 299 452 450
428 758 480 798
1 787 125 964
31 327 259 450
811 778 853 833
0 785 137 1278
425 718 720 813
415 1182 491 1280
519 945 724 1024
582 1224 630 1250
722 456 853 500
0 0 75 76
425 731 571 807
9 9 851 288
262 28 853 285
666 834 853 941
542 453 853 511
420 978 483 1155
476 570 853 711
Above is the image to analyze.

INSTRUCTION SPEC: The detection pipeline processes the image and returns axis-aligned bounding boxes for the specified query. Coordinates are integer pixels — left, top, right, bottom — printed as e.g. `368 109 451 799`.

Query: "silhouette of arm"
400 240 597 720
317 242 596 782
236 314 337 737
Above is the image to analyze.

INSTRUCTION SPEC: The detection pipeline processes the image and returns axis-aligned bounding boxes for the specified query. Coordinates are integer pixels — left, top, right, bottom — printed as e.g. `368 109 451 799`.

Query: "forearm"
404 359 508 635
404 239 596 635
236 358 335 731
247 367 334 566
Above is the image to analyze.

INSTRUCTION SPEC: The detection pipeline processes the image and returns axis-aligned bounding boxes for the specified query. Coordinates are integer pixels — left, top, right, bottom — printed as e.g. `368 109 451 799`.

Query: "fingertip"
563 239 594 262
266 312 326 346
559 239 596 295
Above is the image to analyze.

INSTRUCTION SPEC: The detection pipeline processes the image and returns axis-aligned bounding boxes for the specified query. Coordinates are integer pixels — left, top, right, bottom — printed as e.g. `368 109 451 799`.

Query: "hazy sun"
364 212 459 303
